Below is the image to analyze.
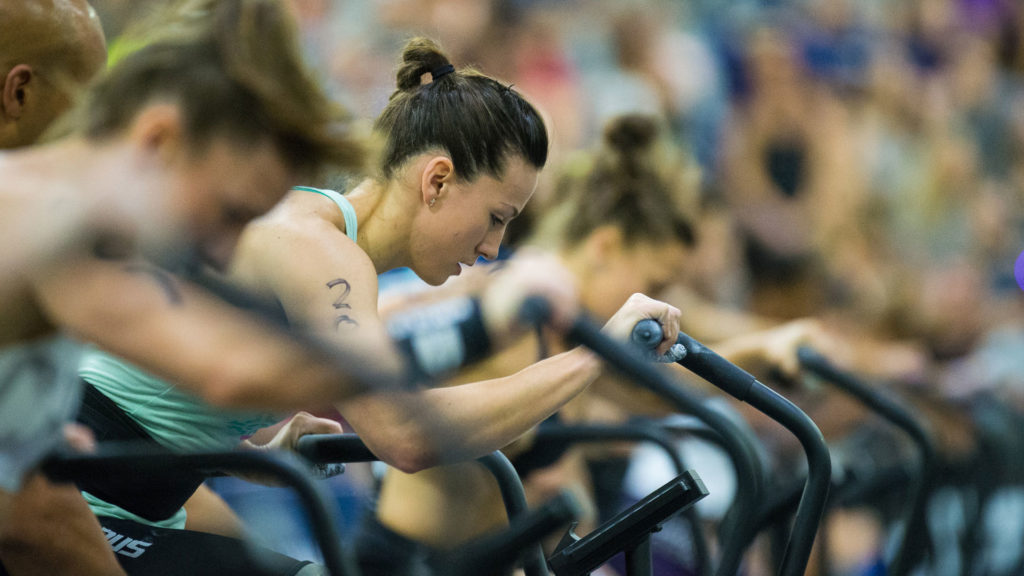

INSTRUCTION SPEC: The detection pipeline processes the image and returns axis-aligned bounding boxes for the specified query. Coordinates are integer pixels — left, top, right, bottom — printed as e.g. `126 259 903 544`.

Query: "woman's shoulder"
231 197 373 290
248 191 363 252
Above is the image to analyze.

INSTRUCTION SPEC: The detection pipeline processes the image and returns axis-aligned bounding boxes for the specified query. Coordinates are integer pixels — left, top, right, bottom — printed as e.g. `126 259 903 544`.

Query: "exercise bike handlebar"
520 297 767 576
295 433 378 463
797 346 937 576
796 348 936 465
42 444 354 576
631 319 832 576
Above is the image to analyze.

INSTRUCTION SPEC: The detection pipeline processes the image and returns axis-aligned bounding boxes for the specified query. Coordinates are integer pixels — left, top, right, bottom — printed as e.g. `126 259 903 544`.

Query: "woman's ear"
420 155 454 208
128 103 183 164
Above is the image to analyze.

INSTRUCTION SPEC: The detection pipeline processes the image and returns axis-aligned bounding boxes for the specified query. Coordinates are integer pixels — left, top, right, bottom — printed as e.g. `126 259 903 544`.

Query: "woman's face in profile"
410 155 538 285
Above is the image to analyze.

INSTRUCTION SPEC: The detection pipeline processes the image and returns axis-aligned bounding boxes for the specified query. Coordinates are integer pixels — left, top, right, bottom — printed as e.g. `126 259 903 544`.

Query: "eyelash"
491 214 506 227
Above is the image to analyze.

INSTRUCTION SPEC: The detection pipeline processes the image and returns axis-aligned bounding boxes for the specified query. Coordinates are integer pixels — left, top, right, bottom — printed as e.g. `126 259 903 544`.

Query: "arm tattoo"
326 278 358 329
122 263 183 306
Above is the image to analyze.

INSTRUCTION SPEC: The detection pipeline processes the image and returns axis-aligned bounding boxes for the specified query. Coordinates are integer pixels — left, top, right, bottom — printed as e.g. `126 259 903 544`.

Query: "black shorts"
75 384 206 522
97 516 317 576
0 515 317 576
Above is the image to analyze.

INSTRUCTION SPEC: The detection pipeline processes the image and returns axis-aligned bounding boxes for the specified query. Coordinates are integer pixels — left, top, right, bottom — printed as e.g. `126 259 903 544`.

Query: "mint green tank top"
293 186 358 242
79 186 359 527
79 350 283 527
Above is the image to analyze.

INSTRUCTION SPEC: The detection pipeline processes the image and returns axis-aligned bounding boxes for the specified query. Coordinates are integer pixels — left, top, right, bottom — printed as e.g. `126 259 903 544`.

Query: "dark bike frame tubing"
477 451 551 576
44 441 574 576
440 491 580 576
630 319 832 576
294 433 554 576
42 444 356 576
797 347 938 576
532 422 711 576
518 297 767 576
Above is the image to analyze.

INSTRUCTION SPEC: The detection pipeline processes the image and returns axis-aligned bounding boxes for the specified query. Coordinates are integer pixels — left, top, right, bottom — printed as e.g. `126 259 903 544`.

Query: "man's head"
0 0 107 148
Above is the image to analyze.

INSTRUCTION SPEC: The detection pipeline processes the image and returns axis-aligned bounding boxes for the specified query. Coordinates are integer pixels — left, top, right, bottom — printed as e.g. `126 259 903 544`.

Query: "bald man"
0 0 107 149
0 4 124 575
0 0 113 284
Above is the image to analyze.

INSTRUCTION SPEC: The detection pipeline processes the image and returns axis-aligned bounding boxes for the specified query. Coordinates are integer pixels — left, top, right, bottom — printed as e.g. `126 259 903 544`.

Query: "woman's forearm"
342 347 601 472
425 346 601 462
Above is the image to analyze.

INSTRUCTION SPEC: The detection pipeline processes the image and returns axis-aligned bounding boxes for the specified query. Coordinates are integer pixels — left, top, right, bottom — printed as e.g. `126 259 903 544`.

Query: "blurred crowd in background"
77 0 1024 572
95 0 1024 398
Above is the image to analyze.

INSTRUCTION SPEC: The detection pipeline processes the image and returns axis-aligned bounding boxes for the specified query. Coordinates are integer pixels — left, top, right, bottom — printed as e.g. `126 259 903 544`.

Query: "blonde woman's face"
582 239 689 321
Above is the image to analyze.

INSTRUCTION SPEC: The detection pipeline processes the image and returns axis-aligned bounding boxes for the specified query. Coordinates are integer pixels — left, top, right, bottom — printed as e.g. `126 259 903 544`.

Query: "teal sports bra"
293 186 358 242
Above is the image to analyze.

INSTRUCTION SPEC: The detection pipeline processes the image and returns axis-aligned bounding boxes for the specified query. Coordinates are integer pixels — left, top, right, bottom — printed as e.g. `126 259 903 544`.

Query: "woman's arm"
242 220 597 470
32 257 389 410
341 345 601 472
242 218 684 471
343 291 681 472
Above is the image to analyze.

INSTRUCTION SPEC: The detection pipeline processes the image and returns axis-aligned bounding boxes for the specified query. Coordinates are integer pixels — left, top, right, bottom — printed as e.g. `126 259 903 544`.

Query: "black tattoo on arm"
327 278 358 329
123 263 184 306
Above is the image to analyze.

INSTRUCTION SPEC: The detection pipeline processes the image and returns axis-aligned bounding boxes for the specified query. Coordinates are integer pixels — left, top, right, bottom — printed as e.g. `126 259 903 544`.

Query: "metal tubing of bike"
533 423 710 576
544 310 765 576
477 451 551 576
43 445 355 576
798 347 937 576
630 319 832 576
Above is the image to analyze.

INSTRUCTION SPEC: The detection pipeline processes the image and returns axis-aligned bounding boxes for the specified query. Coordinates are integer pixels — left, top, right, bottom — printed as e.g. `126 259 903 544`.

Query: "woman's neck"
345 177 414 273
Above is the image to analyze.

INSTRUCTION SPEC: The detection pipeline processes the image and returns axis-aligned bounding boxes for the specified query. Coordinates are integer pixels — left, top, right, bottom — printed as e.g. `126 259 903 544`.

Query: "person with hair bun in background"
362 113 832 575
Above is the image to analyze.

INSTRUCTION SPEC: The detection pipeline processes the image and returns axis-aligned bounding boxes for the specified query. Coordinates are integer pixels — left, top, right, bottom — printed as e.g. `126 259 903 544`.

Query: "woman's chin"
419 269 449 287
410 263 463 287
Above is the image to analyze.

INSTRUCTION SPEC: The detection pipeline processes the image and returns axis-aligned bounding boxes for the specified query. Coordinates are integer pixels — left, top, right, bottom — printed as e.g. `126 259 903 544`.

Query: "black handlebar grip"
630 318 663 349
519 295 553 326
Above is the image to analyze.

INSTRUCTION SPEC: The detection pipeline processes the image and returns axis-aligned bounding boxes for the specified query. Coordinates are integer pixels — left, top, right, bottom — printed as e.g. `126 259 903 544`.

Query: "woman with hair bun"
212 38 683 474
